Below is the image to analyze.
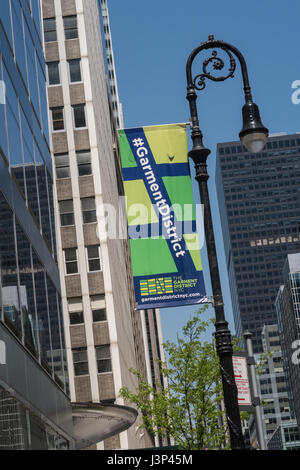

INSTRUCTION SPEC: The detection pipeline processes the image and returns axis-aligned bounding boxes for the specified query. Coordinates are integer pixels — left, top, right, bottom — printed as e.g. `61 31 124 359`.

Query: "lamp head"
239 102 268 153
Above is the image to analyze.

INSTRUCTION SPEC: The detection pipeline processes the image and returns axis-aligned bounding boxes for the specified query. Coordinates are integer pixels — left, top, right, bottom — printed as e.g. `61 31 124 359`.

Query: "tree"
119 307 229 450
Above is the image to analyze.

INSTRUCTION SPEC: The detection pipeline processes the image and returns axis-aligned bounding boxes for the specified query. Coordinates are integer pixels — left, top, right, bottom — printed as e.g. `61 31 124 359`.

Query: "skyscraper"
216 133 300 352
267 421 300 450
275 252 300 433
0 0 73 449
98 0 123 129
258 325 291 442
42 0 165 450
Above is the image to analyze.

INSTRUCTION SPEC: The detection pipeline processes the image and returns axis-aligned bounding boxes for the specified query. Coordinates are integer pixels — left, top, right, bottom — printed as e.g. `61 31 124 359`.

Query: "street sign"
233 356 252 407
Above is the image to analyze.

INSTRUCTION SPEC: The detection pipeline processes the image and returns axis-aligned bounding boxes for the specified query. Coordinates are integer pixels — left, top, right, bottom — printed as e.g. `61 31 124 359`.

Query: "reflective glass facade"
267 421 300 450
216 135 300 352
0 385 69 450
258 325 292 441
276 253 300 435
0 2 67 390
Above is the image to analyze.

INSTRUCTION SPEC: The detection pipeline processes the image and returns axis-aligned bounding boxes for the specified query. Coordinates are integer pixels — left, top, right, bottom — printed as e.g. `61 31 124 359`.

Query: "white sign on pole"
232 356 251 407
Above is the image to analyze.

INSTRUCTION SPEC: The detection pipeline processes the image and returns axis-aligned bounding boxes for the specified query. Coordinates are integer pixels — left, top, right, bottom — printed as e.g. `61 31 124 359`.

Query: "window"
91 295 106 322
68 298 84 325
47 62 60 85
51 107 65 131
96 345 112 373
92 309 106 322
86 245 101 272
63 16 78 40
268 418 277 424
64 248 78 274
77 150 92 176
44 18 57 42
73 348 89 376
54 153 70 179
59 200 74 226
68 59 82 83
69 311 84 325
81 198 96 223
73 104 87 128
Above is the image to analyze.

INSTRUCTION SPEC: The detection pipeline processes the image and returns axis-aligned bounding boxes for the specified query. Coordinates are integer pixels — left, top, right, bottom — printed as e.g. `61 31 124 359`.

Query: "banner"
118 123 207 309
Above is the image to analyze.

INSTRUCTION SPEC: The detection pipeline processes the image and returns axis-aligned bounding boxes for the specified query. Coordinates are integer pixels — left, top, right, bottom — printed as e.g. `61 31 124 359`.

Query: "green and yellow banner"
118 123 207 309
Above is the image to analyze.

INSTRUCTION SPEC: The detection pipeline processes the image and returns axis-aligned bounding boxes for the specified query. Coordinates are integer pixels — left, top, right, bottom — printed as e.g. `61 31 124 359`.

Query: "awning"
72 402 138 450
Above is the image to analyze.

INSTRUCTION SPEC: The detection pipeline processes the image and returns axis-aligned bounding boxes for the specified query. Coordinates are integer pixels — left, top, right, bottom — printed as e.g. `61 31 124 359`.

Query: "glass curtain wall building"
0 0 74 449
276 253 300 434
258 325 292 442
216 134 300 352
267 421 300 450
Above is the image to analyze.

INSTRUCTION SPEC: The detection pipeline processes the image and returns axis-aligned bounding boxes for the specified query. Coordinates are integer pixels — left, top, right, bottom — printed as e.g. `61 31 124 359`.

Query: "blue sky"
108 0 300 344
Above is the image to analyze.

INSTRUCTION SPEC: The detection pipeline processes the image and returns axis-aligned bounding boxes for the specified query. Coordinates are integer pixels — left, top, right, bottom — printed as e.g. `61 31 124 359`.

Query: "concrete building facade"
42 0 164 450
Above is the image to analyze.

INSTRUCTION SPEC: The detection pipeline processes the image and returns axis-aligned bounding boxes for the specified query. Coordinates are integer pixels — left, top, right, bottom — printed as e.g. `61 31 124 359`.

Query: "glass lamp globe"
241 131 268 153
239 102 268 153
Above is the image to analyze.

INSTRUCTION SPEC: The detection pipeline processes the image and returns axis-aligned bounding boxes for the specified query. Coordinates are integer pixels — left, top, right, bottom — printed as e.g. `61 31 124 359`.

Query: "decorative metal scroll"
193 48 236 91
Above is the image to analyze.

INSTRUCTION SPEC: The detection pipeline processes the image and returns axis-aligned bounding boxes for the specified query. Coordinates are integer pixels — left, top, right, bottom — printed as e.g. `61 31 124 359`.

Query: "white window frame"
68 59 83 84
51 106 65 133
76 150 92 176
63 248 79 275
72 348 89 376
81 197 97 224
63 15 79 41
68 297 84 325
54 153 70 179
72 104 88 130
85 245 102 273
43 17 57 43
90 295 106 322
59 200 75 227
95 345 112 374
47 62 61 87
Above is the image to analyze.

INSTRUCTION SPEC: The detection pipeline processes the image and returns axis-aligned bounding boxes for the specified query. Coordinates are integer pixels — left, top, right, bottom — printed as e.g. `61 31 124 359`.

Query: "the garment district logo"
140 278 174 296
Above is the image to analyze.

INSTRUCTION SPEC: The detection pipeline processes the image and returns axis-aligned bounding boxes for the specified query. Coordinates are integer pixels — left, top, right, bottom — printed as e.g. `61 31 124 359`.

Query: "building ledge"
71 402 138 449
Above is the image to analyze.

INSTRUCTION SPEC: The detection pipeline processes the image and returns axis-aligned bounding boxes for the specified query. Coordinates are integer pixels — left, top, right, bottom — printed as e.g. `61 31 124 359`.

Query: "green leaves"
119 307 229 450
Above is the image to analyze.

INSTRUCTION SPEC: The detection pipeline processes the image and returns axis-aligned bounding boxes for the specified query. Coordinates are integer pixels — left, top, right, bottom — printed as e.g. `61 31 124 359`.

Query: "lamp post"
186 35 268 450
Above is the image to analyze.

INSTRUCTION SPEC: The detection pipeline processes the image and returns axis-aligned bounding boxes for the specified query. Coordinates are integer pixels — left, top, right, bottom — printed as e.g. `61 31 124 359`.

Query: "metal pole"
186 38 246 450
186 36 266 450
190 152 244 449
244 331 267 450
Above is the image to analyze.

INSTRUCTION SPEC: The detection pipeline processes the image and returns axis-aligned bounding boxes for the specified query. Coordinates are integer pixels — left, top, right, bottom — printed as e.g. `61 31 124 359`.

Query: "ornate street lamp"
186 35 268 450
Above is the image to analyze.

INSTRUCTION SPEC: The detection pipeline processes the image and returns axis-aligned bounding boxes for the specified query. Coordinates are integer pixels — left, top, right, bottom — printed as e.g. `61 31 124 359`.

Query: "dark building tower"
216 134 300 353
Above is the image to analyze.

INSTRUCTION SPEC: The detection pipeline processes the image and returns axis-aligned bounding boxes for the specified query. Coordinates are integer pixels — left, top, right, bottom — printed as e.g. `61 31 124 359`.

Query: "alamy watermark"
291 339 300 365
291 80 300 104
0 340 6 365
95 197 205 251
0 80 6 105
